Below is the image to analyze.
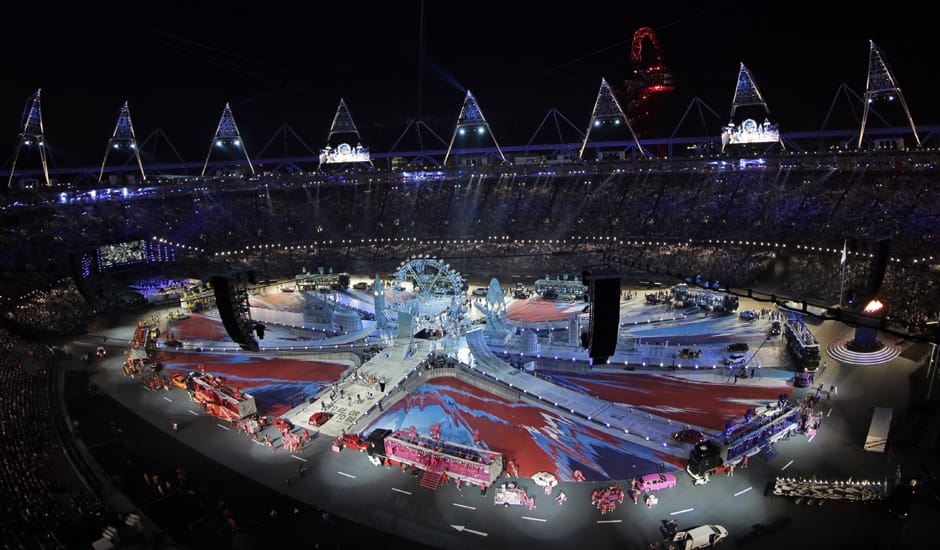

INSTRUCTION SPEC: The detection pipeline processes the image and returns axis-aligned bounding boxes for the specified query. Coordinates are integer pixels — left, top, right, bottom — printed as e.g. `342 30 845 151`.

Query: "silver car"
673 524 729 549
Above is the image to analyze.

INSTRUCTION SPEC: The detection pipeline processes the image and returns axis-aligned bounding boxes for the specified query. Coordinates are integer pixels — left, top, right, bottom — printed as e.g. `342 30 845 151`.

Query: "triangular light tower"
7 89 51 189
99 101 146 182
444 90 505 165
858 40 920 149
201 102 255 177
721 63 781 152
579 78 646 159
319 98 372 168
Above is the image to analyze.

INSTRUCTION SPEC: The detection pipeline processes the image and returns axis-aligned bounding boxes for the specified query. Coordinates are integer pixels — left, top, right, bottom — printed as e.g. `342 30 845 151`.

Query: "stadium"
1 33 938 550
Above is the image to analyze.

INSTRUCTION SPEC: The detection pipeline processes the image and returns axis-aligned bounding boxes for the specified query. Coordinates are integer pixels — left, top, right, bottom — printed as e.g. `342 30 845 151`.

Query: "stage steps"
420 470 442 490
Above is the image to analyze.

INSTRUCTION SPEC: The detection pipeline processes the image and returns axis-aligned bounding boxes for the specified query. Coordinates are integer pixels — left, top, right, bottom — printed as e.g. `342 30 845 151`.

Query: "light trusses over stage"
201 102 255 177
858 41 920 149
444 90 505 165
580 78 646 159
319 98 373 168
524 107 584 160
722 63 781 152
389 119 448 168
99 101 146 182
137 128 187 167
6 89 50 189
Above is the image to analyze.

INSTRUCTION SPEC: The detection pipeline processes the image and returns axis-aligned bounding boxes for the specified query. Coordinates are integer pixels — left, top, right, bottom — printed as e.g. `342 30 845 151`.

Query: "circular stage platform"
826 337 902 365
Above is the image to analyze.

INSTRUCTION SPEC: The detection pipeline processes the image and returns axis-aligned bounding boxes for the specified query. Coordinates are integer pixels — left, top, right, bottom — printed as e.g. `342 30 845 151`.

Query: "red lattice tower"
631 27 673 98
623 27 674 140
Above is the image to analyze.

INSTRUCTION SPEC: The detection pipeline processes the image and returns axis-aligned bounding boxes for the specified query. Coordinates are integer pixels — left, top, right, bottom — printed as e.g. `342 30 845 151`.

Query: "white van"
726 354 746 367
673 524 729 549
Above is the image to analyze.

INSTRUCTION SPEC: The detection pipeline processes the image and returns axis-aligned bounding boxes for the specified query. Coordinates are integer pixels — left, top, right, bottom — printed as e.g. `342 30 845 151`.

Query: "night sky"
1 1 934 167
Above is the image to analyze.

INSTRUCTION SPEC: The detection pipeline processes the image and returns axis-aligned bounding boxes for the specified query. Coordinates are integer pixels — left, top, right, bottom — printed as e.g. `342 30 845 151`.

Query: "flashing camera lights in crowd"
863 299 884 314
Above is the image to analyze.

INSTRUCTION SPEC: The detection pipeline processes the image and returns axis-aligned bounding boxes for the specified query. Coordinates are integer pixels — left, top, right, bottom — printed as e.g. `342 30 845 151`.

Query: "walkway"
465 328 696 459
282 337 434 438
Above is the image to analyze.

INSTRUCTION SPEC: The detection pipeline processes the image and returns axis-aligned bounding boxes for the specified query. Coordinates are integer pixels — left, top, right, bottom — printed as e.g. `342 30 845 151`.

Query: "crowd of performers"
485 459 587 510
592 483 627 514
232 415 312 453
798 385 829 437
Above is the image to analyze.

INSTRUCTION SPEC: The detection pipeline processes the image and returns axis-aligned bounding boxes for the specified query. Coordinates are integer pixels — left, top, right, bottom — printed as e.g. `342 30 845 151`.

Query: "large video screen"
319 142 370 164
723 118 780 146
98 239 147 269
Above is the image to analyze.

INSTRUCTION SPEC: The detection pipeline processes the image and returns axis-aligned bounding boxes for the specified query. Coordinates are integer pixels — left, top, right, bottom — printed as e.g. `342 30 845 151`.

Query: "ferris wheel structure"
385 256 467 334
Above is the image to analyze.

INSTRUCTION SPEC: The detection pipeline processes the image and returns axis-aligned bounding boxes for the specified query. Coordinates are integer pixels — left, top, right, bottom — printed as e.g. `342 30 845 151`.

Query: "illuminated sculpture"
473 278 512 345
623 27 674 139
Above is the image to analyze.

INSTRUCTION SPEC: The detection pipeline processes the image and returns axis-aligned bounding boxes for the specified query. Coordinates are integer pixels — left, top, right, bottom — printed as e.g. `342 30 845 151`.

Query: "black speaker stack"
583 270 622 365
211 275 259 352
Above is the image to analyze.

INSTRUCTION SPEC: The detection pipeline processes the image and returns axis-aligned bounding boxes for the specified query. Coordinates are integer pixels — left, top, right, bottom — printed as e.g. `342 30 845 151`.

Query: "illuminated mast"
319 99 373 169
580 78 646 159
722 63 781 153
201 102 255 177
98 101 146 182
7 89 50 189
858 40 920 148
729 63 769 120
444 90 505 165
